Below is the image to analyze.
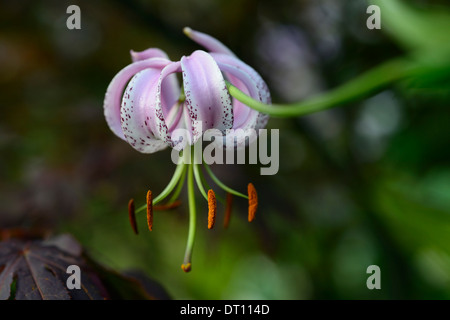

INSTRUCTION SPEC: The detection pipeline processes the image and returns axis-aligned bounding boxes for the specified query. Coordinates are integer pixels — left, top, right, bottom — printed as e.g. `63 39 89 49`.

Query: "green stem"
182 163 196 271
226 58 421 117
198 165 225 204
204 164 248 199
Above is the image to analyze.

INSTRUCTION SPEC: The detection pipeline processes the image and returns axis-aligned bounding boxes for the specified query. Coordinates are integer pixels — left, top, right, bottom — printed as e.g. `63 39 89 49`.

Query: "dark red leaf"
0 235 107 300
0 232 171 300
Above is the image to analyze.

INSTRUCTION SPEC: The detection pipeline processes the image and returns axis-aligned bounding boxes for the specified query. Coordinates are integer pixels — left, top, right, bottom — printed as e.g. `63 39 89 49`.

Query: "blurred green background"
1 0 450 299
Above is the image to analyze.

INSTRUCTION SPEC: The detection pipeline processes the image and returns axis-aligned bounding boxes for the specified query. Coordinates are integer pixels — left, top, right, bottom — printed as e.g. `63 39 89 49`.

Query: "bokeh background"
1 0 450 299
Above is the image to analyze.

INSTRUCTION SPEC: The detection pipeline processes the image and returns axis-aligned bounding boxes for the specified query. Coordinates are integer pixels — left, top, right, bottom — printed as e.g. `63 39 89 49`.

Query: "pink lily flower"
103 27 271 153
103 28 268 272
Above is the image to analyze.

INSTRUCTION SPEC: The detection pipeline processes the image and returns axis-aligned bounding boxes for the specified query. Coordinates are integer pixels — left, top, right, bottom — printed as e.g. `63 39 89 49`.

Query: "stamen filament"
193 164 208 201
153 200 182 211
136 162 186 214
168 164 187 204
198 165 225 204
154 163 186 204
182 164 196 273
203 164 248 199
136 205 146 214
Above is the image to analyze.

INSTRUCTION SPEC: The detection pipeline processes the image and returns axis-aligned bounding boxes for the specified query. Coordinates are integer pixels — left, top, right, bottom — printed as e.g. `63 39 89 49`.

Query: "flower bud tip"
183 27 192 37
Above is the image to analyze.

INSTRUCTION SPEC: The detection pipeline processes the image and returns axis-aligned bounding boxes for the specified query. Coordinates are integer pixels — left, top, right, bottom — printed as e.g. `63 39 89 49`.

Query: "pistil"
182 163 196 272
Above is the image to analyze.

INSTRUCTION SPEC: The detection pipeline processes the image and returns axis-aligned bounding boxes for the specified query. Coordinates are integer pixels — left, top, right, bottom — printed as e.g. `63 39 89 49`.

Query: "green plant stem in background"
226 58 435 118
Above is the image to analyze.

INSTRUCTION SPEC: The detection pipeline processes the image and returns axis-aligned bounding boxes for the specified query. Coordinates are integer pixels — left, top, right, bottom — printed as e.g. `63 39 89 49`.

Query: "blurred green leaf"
374 176 450 255
372 0 450 60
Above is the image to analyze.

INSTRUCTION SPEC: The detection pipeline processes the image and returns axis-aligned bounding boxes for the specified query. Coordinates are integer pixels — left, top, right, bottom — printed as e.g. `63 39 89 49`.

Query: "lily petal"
152 61 187 148
104 58 171 140
211 53 271 104
183 27 236 57
181 50 233 143
212 53 270 127
211 53 271 149
130 48 170 62
121 69 168 153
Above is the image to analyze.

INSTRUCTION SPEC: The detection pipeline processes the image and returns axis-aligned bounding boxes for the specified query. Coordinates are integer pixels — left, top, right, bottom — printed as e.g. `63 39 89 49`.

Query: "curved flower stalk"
104 28 266 272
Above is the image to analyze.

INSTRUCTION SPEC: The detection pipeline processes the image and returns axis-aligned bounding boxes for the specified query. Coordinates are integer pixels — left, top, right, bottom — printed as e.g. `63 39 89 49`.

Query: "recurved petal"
123 61 185 150
211 53 271 149
181 50 233 143
211 53 271 105
212 52 271 126
104 58 171 140
183 27 236 57
151 61 186 148
130 48 170 62
221 71 257 129
120 69 169 153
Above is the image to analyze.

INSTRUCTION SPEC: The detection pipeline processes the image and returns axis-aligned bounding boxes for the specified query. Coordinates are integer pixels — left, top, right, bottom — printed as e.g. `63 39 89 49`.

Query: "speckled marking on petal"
213 53 271 132
152 62 182 148
120 70 169 153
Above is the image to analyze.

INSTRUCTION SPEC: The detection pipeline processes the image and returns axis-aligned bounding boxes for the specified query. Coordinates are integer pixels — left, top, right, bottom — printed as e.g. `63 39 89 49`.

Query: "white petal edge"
181 50 233 144
103 57 171 140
